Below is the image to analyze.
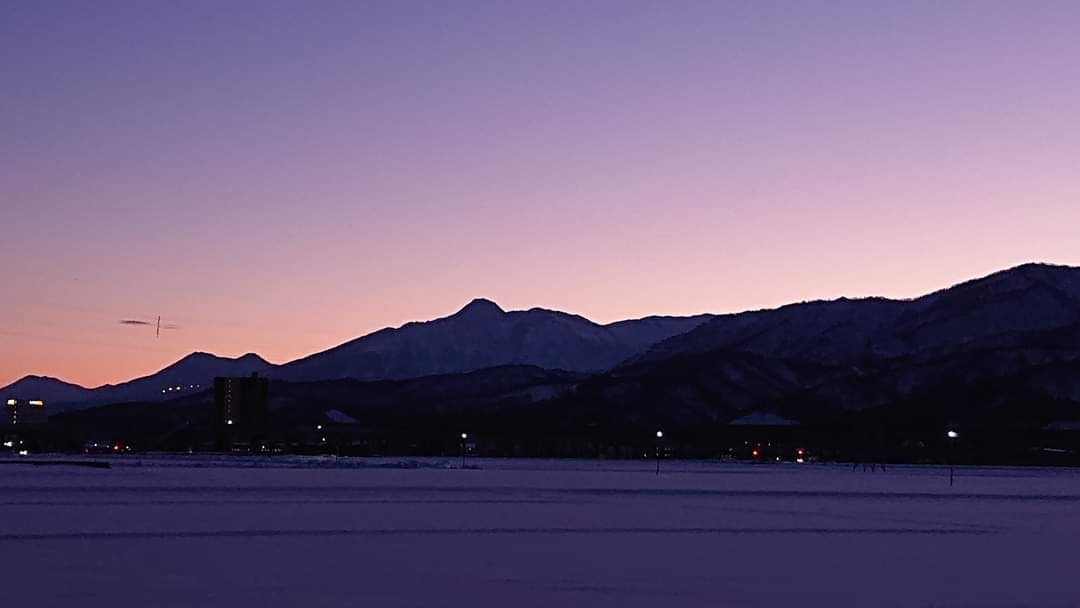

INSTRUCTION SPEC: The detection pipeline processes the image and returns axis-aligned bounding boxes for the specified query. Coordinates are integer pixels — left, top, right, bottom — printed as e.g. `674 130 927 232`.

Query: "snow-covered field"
1 457 1078 607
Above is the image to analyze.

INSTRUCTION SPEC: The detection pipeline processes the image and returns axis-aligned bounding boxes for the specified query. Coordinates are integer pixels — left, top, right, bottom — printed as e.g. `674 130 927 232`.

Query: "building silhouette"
214 374 269 450
3 399 48 428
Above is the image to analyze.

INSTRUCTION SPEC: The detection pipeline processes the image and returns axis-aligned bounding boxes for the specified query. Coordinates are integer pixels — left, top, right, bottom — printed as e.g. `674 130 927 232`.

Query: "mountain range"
2 299 711 412
642 262 1080 364
274 298 711 382
572 262 1080 429
7 263 1080 426
3 353 272 412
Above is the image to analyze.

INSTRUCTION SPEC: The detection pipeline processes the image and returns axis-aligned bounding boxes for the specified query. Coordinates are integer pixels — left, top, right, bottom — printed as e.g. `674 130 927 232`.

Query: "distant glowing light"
5 399 15 406
18 450 28 456
28 400 44 407
947 430 959 439
2 441 12 448
316 424 323 431
796 458 805 464
461 433 468 440
656 430 664 439
752 449 760 458
226 419 234 425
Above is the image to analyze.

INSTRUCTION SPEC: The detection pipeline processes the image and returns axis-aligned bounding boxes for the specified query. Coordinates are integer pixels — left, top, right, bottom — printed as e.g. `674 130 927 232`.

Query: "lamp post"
946 430 959 486
460 433 468 469
655 430 664 475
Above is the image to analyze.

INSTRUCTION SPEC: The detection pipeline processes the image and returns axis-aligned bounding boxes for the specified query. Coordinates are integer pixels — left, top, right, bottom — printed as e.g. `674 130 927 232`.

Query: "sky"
2 0 1079 388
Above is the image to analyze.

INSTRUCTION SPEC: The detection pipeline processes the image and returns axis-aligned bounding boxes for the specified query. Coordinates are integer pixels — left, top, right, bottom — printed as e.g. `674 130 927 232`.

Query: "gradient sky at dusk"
3 1 1079 387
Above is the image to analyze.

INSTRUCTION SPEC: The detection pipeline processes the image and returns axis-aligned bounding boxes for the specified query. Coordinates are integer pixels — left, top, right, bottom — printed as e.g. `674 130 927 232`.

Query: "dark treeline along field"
30 263 1080 465
45 357 1080 466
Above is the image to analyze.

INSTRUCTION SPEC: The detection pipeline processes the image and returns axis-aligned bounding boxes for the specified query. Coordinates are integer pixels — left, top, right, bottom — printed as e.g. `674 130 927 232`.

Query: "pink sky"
2 1 1078 388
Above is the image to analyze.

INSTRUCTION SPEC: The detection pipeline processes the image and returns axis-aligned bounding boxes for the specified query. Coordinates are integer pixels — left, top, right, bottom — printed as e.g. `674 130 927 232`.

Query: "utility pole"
655 430 664 475
946 430 959 486
460 433 468 469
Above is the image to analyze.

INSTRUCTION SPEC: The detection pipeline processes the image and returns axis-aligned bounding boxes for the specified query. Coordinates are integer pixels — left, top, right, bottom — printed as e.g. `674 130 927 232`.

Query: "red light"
752 449 760 458
113 444 121 452
797 448 805 456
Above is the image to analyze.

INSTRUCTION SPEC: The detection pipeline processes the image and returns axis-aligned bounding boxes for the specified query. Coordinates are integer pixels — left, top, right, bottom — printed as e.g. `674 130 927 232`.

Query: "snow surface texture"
1 457 1077 607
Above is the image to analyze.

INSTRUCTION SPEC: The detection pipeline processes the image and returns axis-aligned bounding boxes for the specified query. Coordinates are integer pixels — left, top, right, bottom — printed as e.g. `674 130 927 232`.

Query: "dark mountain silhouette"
44 263 1080 464
567 263 1080 430
1 301 710 411
2 353 272 413
273 298 712 382
1 375 95 405
643 263 1080 364
12 264 1080 431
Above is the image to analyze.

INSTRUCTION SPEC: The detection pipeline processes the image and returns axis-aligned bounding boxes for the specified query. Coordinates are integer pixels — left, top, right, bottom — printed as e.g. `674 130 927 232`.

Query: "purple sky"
3 1 1079 387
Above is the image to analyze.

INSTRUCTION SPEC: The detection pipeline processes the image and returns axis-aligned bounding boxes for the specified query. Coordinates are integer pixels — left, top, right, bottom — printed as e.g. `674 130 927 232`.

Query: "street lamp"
460 433 468 469
655 430 664 475
946 430 959 486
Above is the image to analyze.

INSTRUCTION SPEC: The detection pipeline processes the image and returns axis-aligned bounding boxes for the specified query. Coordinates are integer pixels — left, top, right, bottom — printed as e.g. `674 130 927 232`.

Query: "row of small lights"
456 429 959 461
216 426 959 456
161 384 201 394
